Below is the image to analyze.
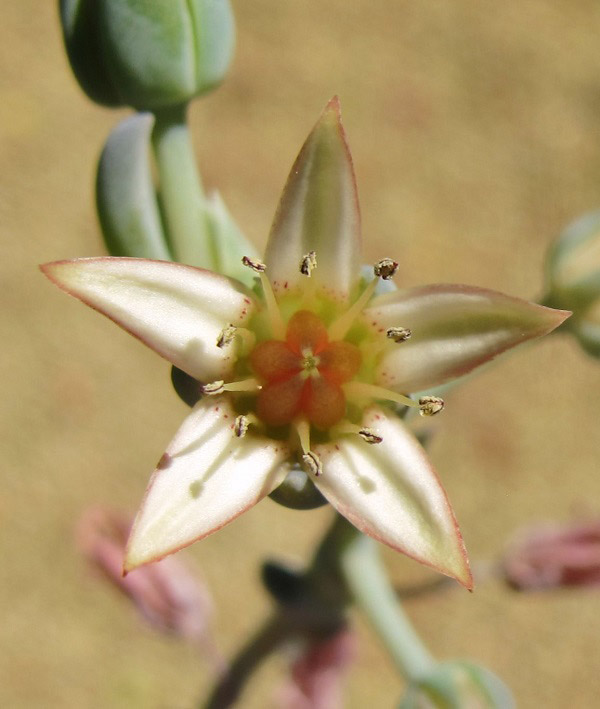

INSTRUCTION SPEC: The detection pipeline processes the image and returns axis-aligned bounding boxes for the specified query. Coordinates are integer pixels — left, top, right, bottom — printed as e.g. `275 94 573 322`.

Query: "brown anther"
233 415 249 438
202 380 225 396
419 396 445 417
386 327 412 343
216 324 237 348
299 250 317 277
241 256 266 273
302 451 323 477
358 428 383 444
374 258 399 280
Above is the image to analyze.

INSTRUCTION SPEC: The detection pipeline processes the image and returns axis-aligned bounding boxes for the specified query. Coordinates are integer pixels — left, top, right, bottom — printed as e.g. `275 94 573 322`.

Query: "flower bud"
502 519 600 591
275 630 356 709
545 210 600 356
60 0 235 110
77 506 220 654
399 661 514 709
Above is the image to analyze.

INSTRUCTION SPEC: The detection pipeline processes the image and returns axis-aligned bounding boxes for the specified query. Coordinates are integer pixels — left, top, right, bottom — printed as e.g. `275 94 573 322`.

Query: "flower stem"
201 615 291 709
335 517 436 681
151 103 215 267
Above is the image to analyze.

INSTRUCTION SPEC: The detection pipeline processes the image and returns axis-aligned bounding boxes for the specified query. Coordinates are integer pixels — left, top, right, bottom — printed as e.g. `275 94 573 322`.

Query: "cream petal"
125 397 290 570
41 257 256 382
314 406 472 588
364 284 570 392
263 97 361 303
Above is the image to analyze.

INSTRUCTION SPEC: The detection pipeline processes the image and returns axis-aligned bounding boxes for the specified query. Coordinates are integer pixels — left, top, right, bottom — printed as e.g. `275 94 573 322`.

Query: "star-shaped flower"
42 98 569 588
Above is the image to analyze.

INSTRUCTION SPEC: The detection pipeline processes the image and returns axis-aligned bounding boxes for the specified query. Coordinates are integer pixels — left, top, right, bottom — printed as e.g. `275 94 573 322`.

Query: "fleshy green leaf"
364 284 570 393
125 397 289 570
315 406 472 588
96 113 171 260
264 96 361 302
399 661 515 709
203 190 259 288
41 257 255 382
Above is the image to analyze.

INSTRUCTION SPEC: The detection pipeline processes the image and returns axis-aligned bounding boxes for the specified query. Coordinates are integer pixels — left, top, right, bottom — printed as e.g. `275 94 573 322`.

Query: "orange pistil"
249 310 361 429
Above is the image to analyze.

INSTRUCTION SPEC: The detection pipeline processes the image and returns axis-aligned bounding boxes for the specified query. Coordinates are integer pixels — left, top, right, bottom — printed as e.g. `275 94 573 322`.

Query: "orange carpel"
285 310 328 354
248 310 362 429
250 340 300 382
256 377 303 426
318 341 361 385
303 377 346 429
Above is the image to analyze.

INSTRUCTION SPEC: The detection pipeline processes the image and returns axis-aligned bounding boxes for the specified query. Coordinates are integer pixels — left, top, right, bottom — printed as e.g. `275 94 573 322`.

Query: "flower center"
249 310 362 429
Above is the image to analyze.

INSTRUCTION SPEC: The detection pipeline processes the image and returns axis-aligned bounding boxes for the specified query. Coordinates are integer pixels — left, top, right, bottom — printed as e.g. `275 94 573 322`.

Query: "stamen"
234 415 249 437
294 418 323 476
328 258 399 341
333 421 384 444
386 327 412 343
216 324 237 348
241 256 266 273
202 380 225 396
328 278 378 341
241 255 285 339
299 250 317 277
233 413 259 438
343 381 417 409
260 272 286 339
295 418 311 454
374 258 399 280
359 428 383 444
216 324 255 352
222 378 261 393
302 451 323 477
419 396 445 417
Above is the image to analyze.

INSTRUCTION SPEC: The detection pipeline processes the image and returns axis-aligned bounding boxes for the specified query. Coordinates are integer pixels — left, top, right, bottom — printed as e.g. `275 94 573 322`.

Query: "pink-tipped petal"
264 97 361 302
41 257 256 382
314 406 472 588
125 397 289 571
364 284 570 392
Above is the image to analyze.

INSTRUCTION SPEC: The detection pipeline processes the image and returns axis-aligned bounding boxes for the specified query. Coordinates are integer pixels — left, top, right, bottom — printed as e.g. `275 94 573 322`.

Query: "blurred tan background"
3 1 600 706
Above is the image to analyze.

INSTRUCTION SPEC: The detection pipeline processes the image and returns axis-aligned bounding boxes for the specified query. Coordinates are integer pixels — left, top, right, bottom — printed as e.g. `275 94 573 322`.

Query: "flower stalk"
152 104 213 266
337 520 435 680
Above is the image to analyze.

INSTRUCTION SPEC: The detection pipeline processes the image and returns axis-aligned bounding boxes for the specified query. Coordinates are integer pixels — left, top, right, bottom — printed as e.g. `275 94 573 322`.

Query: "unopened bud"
545 210 600 357
59 0 236 110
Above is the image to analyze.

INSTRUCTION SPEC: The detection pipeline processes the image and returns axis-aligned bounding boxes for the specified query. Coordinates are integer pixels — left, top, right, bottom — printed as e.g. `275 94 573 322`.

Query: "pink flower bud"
77 506 221 662
502 519 600 590
275 629 356 709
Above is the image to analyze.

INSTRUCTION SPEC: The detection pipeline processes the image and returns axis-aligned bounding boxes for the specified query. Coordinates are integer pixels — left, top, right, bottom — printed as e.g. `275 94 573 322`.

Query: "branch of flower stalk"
151 103 214 265
202 614 292 709
336 519 436 682
201 514 352 708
